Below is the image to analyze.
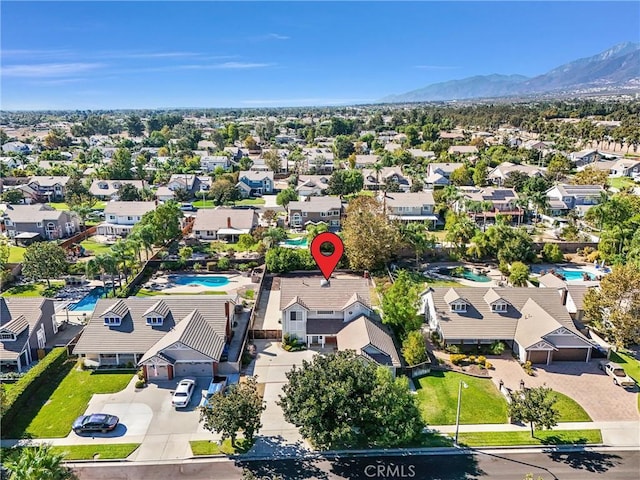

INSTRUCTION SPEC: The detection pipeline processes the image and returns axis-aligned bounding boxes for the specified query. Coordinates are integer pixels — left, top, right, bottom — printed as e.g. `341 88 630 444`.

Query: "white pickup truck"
599 361 635 387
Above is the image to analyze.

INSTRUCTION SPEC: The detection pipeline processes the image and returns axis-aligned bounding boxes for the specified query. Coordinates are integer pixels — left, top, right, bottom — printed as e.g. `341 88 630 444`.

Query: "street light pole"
454 380 468 446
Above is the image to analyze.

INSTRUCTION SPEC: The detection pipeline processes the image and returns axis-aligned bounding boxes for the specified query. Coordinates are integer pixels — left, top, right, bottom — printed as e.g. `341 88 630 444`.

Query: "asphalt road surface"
70 449 640 480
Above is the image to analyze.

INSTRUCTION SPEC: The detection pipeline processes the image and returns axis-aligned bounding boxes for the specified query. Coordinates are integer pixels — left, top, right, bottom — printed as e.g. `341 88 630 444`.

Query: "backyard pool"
69 287 108 312
282 237 308 248
533 267 596 281
439 267 491 283
170 275 230 288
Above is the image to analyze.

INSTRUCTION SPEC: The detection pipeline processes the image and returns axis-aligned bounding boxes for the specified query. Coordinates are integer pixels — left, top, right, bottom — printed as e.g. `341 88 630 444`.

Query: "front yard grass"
416 371 508 425
1 281 64 298
552 391 592 422
8 245 27 263
190 438 253 456
3 364 133 439
609 350 640 411
50 443 140 460
607 176 636 190
79 239 113 256
456 429 602 447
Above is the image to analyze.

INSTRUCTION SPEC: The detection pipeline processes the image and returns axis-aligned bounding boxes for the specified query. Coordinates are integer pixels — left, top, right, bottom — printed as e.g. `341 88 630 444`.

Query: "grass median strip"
50 443 141 460
552 392 592 422
456 429 602 447
190 438 254 455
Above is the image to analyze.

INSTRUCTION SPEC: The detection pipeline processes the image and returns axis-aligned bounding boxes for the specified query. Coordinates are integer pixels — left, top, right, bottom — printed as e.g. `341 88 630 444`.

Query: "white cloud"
28 77 86 86
1 62 104 77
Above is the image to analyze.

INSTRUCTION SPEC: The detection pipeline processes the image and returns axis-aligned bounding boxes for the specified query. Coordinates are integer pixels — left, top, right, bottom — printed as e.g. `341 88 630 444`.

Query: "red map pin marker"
310 232 344 280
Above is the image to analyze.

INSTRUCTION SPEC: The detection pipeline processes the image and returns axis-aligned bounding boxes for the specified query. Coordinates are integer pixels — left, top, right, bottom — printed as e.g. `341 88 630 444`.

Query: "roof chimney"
320 279 330 287
227 217 231 228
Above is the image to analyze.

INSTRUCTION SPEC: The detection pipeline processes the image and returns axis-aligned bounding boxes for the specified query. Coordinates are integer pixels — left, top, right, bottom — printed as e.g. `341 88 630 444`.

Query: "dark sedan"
72 413 119 434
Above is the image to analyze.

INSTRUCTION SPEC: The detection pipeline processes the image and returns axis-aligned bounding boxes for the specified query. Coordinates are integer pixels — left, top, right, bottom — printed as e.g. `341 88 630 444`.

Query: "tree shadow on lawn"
537 434 588 446
2 360 75 440
547 450 623 474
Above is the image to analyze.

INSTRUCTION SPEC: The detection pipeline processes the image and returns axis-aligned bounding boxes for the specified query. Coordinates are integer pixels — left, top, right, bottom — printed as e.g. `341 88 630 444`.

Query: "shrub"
477 355 486 365
523 360 534 376
217 256 231 270
237 263 249 272
135 379 146 389
469 355 476 364
586 250 600 263
137 369 145 380
446 344 461 354
449 354 467 366
542 243 564 263
282 333 306 352
2 348 68 422
583 246 595 256
490 340 505 355
484 360 493 370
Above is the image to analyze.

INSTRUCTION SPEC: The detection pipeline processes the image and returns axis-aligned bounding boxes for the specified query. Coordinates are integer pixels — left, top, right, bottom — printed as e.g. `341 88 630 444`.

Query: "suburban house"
570 149 601 167
383 191 439 225
439 131 465 140
488 162 544 186
363 167 411 192
609 158 640 178
27 176 71 201
192 207 259 241
545 184 605 217
301 148 335 174
408 149 436 160
73 296 237 380
287 196 342 229
294 175 330 198
456 187 524 224
420 287 593 364
448 145 478 156
2 204 80 241
89 180 146 200
96 201 156 236
523 140 551 151
1 141 31 154
199 155 231 173
425 162 464 188
237 171 274 197
0 298 57 373
538 274 598 322
354 155 380 169
279 277 401 371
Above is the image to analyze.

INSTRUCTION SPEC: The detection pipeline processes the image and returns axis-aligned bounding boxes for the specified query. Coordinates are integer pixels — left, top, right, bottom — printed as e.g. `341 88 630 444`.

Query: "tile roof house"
27 176 71 201
609 159 640 178
2 204 80 241
354 154 380 169
362 167 411 192
287 196 342 229
294 175 330 198
570 149 601 167
488 162 544 186
421 287 593 364
425 163 464 188
545 184 605 217
448 145 478 155
73 296 237 381
192 207 259 241
280 277 401 370
237 171 274 197
89 180 146 200
96 201 156 236
199 155 231 173
383 191 439 224
0 298 57 372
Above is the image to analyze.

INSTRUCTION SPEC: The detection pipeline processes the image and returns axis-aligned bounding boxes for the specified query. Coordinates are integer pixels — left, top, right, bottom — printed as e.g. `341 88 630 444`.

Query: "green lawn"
49 201 106 211
8 245 27 263
552 391 592 422
456 429 602 447
235 198 265 206
50 443 140 460
3 365 133 439
190 438 253 455
1 281 64 298
609 350 640 411
415 371 509 425
79 239 112 256
424 278 461 287
192 199 217 209
607 177 636 190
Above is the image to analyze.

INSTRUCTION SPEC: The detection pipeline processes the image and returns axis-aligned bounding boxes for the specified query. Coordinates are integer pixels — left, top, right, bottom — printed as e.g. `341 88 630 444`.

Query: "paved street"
69 449 640 480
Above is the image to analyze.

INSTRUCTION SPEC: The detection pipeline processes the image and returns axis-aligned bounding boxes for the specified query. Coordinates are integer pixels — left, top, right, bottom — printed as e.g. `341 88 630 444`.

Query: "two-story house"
302 148 335 174
363 167 411 192
280 277 401 371
456 187 524 224
27 176 71 201
2 204 80 241
448 145 478 156
424 163 464 188
383 192 439 226
354 155 380 169
192 207 259 241
287 197 342 229
294 175 330 198
96 201 156 236
545 184 605 217
89 180 146 200
609 159 640 178
200 155 231 173
236 171 274 197
487 162 544 186
570 149 601 168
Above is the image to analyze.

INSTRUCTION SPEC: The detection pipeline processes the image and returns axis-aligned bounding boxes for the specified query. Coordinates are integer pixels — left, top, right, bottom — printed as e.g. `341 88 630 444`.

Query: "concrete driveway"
489 357 639 422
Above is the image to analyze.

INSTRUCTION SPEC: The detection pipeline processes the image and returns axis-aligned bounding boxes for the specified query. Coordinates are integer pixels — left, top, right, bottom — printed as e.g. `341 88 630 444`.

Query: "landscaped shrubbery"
282 333 306 352
1 348 68 422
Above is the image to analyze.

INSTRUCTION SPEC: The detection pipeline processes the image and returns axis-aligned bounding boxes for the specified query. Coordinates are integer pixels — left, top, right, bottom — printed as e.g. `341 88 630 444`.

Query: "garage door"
553 348 589 362
175 362 213 377
147 365 169 380
527 350 549 364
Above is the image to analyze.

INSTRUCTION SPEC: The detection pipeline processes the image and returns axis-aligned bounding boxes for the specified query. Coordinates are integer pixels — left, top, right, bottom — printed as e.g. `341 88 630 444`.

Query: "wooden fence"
250 329 282 340
59 226 97 249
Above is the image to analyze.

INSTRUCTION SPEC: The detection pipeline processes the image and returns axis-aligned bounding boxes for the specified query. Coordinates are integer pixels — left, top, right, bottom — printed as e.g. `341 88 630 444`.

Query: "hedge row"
1 347 68 423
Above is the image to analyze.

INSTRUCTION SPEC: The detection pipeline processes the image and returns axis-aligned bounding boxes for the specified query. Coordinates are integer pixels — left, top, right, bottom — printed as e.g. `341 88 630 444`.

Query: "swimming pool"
69 287 107 312
532 266 596 281
438 267 491 283
282 237 308 248
170 275 230 288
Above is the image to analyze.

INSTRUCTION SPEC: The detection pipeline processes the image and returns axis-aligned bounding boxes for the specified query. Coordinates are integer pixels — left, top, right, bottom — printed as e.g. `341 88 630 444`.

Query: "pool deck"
143 273 256 295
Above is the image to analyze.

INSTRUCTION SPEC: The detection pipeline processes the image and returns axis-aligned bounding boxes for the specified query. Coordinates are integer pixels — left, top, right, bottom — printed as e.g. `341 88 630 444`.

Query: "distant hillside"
381 42 640 103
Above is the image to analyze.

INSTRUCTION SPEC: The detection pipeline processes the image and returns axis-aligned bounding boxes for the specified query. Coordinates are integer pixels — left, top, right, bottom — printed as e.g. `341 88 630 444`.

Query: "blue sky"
1 1 639 110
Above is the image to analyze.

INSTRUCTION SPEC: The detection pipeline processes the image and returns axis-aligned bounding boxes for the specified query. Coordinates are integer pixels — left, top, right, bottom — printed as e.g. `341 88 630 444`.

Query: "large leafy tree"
381 270 422 340
22 242 67 288
342 196 400 271
278 351 424 449
5 443 77 480
108 148 133 180
208 179 240 205
509 386 559 437
509 261 530 286
333 135 355 160
583 263 640 348
125 115 144 137
117 183 142 201
328 169 363 196
276 188 298 208
199 376 265 446
402 330 428 366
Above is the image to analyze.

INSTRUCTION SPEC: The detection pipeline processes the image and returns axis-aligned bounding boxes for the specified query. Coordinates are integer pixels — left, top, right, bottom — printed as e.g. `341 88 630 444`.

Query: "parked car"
599 361 636 387
172 378 196 407
180 203 198 212
199 376 228 408
72 413 119 433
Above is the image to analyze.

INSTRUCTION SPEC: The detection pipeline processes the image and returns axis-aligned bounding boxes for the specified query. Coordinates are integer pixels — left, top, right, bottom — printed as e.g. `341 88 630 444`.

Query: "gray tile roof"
288 196 342 213
383 191 435 208
239 170 274 182
337 315 401 367
89 180 145 197
28 176 70 187
539 273 567 289
0 298 52 360
553 184 605 197
280 277 371 311
74 296 235 355
103 201 156 217
192 208 258 233
2 204 66 223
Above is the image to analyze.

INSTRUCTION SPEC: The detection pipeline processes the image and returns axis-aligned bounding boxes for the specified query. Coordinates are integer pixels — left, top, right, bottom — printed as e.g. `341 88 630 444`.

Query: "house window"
146 316 163 326
127 216 133 221
109 215 116 221
302 212 307 217
4 220 12 226
320 212 327 217
317 310 334 315
0 332 15 341
451 303 467 312
492 303 507 312
37 221 43 227
103 317 121 326
290 311 299 321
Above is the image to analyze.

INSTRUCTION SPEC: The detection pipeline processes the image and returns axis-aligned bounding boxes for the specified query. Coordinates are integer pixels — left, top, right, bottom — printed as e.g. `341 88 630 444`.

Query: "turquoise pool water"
70 287 107 312
532 266 596 281
171 275 230 288
439 267 491 283
283 237 308 248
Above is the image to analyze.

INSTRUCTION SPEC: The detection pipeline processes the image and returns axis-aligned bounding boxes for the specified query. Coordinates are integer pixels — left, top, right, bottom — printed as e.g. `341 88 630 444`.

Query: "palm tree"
137 224 156 261
96 253 119 294
445 214 478 256
401 222 434 267
111 240 133 282
126 232 143 265
6 443 76 480
372 162 384 190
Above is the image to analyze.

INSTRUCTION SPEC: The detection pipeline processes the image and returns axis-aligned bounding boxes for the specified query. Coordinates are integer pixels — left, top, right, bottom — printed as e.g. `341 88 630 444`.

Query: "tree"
244 135 258 151
404 125 420 147
402 330 428 366
263 149 282 173
472 160 488 187
328 169 363 196
342 196 400 271
117 183 142 201
108 148 133 180
445 213 478 256
583 263 640 348
541 243 564 263
546 153 572 181
262 209 277 226
509 385 559 437
334 135 355 160
381 270 422 340
200 376 265 447
504 171 529 192
44 128 70 149
125 115 144 137
509 261 530 287
571 167 608 187
22 242 67 288
278 350 424 449
265 247 313 273
2 189 24 204
138 201 183 244
276 188 298 208
0 237 10 277
209 179 240 205
5 443 77 480
450 165 472 186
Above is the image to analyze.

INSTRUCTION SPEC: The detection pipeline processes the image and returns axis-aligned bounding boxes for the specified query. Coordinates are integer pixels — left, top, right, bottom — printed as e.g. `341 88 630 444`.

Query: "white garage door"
175 362 212 377
147 364 169 380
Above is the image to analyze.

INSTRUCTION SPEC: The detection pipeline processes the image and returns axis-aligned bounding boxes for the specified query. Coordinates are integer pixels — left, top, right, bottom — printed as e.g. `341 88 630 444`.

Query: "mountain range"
381 42 640 103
